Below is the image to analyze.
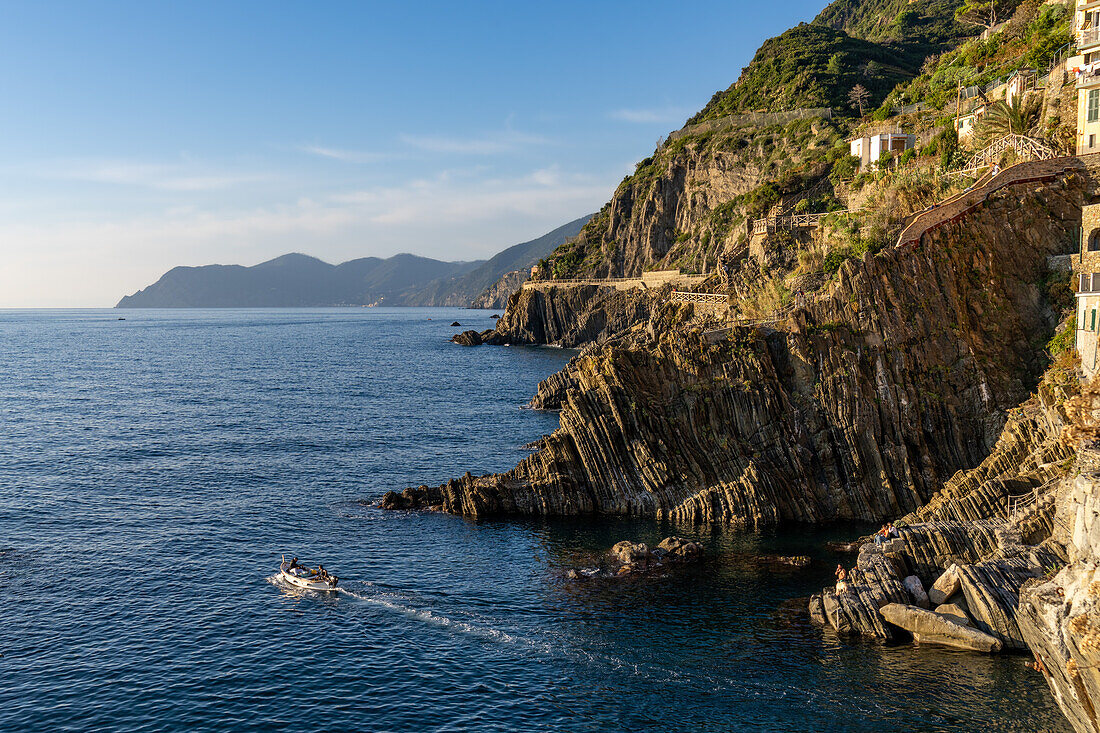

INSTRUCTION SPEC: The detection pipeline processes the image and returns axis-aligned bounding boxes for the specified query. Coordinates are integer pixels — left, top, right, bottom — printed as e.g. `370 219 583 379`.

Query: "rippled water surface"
0 308 1070 731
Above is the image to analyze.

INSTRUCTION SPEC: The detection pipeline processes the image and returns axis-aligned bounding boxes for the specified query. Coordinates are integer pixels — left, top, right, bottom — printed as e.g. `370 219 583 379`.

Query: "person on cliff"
990 162 1001 177
887 523 899 539
874 525 888 547
835 564 849 593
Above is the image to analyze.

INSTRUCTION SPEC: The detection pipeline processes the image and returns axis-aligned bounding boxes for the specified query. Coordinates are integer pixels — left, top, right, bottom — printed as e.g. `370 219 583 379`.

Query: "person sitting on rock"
887 523 899 539
874 525 888 547
990 162 1001 177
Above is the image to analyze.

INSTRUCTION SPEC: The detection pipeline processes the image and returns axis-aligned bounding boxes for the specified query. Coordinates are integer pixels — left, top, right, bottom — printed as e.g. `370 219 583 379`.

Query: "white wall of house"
1078 289 1100 378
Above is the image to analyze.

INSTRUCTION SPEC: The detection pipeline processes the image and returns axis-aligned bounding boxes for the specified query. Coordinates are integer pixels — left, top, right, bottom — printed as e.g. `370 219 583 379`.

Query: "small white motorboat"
279 555 339 591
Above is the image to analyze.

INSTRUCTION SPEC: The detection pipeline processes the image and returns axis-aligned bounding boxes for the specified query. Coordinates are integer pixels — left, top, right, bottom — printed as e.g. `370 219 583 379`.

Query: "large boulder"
610 541 654 569
880 603 1003 652
903 575 930 609
928 564 961 606
656 536 703 562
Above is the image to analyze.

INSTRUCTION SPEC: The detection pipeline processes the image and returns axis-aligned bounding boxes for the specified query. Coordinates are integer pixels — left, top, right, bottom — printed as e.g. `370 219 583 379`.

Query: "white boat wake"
267 574 718 684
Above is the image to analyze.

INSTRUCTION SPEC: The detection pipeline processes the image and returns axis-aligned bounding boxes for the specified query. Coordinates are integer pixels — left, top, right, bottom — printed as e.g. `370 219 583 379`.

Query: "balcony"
1079 67 1100 87
1081 26 1100 50
1081 0 1100 10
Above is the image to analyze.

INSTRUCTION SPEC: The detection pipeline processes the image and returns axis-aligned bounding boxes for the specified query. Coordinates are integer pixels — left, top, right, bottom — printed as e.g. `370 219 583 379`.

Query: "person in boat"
288 557 299 570
318 565 327 580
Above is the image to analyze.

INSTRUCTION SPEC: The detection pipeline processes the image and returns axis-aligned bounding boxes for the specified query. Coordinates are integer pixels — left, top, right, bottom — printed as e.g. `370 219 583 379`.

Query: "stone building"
1076 204 1100 377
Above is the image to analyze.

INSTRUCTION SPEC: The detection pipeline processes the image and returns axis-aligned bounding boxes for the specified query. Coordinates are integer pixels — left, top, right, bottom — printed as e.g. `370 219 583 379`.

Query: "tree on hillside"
954 0 1013 30
849 84 871 117
974 96 1041 147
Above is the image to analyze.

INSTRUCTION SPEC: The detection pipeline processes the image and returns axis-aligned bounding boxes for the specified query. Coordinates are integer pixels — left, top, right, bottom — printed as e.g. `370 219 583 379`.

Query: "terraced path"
896 156 1089 248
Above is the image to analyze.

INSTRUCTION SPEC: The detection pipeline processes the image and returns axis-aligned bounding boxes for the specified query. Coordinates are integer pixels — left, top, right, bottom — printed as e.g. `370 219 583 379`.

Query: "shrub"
1047 315 1076 356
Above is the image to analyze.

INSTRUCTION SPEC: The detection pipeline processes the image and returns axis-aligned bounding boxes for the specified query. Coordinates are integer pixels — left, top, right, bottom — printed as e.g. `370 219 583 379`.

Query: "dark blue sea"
0 308 1070 732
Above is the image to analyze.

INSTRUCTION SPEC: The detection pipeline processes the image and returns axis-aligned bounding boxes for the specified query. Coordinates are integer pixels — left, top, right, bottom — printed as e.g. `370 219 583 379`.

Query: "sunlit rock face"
404 177 1084 527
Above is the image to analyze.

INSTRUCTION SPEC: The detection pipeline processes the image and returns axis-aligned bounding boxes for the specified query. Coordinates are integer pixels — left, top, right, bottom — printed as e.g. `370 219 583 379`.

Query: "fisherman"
289 557 299 570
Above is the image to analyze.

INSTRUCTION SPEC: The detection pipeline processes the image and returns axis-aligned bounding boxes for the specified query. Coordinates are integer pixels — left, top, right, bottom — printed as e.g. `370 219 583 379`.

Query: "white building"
849 131 917 170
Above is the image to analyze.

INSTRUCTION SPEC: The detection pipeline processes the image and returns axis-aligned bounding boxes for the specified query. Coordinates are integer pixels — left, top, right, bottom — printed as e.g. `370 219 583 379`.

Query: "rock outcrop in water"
397 176 1083 527
565 536 704 579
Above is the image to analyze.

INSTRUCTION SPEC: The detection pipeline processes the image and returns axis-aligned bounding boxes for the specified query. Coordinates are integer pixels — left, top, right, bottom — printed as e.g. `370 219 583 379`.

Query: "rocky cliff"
1018 380 1100 733
391 174 1083 526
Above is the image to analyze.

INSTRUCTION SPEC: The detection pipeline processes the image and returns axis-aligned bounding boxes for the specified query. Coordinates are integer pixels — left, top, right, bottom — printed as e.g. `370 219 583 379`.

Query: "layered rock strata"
1019 382 1100 733
397 176 1084 527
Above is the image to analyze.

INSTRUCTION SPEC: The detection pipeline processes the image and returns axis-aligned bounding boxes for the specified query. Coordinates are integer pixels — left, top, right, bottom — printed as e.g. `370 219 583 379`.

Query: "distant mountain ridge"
116 253 482 308
402 214 592 307
115 215 592 308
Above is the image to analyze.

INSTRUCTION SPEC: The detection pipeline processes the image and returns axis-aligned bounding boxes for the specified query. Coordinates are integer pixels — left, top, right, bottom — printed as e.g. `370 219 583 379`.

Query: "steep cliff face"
396 175 1083 526
1019 382 1100 733
492 285 669 347
471 271 526 309
541 120 841 281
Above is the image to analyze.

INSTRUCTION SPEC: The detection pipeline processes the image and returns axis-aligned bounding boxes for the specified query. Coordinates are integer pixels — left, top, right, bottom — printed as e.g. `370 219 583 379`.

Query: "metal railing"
966 134 1059 170
670 290 728 305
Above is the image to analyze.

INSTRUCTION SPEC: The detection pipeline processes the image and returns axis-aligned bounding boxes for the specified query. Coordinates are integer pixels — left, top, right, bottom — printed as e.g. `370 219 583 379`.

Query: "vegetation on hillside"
880 0 1070 111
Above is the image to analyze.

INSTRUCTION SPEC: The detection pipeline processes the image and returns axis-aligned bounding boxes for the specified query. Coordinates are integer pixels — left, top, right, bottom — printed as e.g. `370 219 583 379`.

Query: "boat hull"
279 566 338 592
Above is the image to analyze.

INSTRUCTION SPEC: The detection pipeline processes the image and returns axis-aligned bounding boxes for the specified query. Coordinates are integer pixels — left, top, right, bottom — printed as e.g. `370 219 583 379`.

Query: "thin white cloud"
299 144 384 163
609 106 691 125
0 165 614 307
399 129 550 155
30 158 268 191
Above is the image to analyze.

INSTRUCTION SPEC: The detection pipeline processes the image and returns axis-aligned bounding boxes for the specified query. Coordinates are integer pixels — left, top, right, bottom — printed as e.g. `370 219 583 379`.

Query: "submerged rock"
880 603 1003 652
566 536 703 580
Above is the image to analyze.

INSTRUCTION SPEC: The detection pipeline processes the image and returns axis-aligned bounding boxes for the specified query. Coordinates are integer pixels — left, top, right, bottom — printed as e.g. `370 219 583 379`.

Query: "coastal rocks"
610 541 654 569
880 603 1003 652
957 554 1058 650
928 565 960 606
567 536 703 579
494 284 660 348
398 178 1084 526
810 517 1060 648
451 321 461 327
656 535 704 562
903 576 930 609
451 329 506 347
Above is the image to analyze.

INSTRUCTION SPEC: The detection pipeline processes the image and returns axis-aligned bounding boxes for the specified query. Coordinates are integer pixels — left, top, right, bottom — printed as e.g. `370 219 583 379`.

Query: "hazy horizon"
0 0 824 306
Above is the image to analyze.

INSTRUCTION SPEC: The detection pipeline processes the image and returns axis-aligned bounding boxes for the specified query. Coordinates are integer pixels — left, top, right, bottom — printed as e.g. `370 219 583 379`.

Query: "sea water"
0 308 1071 732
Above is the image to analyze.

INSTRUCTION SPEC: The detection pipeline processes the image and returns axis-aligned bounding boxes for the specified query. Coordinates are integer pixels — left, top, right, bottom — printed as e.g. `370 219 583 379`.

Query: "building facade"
1076 204 1100 377
848 131 917 170
1073 1 1100 152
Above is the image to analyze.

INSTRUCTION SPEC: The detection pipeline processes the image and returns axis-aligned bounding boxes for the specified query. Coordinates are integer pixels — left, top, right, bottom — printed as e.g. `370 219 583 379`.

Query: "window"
1089 90 1099 123
1090 230 1100 252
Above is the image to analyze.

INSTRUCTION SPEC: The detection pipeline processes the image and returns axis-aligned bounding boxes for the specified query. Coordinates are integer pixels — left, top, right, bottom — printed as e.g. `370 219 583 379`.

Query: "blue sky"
0 0 825 306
